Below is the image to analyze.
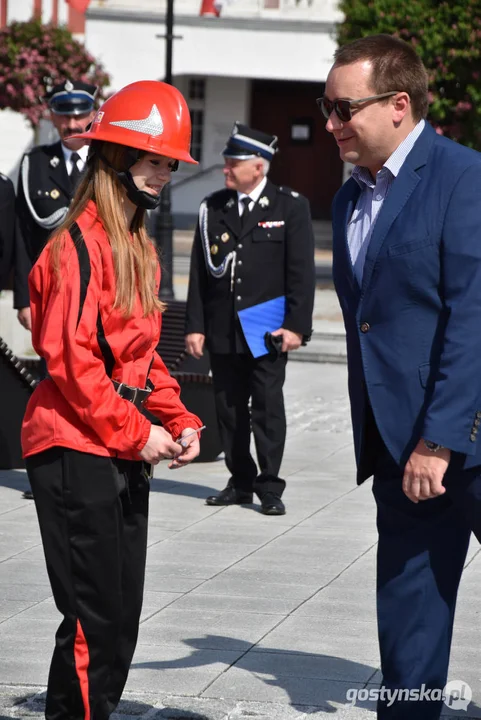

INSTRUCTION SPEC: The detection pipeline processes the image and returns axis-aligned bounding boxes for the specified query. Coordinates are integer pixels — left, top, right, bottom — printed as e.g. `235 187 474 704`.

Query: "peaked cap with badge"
222 122 278 161
13 79 99 310
45 80 98 116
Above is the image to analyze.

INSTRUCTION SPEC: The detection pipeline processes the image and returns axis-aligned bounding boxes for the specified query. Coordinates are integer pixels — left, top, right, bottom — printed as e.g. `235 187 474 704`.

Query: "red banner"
65 0 91 12
199 0 220 16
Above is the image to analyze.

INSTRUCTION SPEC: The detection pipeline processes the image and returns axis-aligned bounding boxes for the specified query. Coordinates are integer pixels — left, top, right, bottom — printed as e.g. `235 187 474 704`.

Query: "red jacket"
22 201 202 460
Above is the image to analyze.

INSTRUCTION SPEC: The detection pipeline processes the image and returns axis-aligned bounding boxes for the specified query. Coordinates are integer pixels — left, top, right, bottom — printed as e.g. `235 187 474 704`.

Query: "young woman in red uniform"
22 81 203 720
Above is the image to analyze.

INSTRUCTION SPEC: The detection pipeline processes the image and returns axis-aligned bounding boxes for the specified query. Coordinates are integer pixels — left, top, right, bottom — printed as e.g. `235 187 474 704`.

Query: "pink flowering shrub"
0 19 110 127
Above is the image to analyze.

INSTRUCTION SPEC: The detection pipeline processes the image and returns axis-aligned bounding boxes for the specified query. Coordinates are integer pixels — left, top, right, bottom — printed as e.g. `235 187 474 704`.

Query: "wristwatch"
423 439 444 453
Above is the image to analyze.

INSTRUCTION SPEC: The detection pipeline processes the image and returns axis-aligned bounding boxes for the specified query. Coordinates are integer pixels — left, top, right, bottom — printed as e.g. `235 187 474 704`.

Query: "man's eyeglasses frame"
316 91 401 122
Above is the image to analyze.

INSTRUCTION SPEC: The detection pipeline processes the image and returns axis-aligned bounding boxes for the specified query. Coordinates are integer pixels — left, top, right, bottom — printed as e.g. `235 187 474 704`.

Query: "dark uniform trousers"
26 447 149 720
210 351 288 498
365 412 480 719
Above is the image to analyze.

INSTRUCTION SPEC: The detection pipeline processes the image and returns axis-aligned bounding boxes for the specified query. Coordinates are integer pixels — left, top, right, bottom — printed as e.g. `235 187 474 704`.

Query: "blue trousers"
372 443 480 719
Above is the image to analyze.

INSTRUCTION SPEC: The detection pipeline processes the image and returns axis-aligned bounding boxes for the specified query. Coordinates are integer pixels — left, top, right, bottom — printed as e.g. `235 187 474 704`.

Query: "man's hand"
169 426 201 469
185 333 205 359
402 439 451 503
271 328 302 353
17 307 32 331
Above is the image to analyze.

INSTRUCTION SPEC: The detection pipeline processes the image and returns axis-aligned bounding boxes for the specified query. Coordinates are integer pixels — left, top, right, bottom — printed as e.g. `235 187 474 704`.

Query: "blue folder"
237 296 286 358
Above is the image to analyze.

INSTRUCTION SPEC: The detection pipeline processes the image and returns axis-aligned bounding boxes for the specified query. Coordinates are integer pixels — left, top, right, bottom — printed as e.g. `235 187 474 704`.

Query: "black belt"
112 379 154 410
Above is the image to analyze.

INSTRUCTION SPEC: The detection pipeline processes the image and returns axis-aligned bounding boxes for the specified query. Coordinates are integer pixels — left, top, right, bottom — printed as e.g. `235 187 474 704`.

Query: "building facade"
86 0 343 224
0 0 344 224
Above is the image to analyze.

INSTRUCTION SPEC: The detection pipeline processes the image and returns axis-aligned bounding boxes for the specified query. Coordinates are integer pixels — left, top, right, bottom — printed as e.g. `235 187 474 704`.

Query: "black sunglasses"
316 91 400 122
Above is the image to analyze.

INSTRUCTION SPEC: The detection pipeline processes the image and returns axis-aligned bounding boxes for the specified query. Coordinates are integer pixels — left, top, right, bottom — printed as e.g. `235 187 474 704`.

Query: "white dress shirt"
237 175 268 215
61 144 88 176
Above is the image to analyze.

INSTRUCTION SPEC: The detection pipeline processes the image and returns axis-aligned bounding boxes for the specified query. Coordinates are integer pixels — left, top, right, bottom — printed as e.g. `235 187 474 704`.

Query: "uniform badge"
50 156 60 168
258 221 285 228
259 196 270 208
225 198 235 209
211 244 219 255
50 189 60 199
221 232 230 243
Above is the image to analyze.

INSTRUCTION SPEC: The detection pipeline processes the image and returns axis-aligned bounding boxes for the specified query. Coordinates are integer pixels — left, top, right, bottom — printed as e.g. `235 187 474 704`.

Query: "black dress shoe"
206 487 253 506
260 493 285 515
23 490 34 500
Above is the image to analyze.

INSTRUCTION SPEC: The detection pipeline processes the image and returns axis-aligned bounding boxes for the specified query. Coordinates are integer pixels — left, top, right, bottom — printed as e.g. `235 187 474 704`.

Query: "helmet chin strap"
95 150 162 210
117 169 162 210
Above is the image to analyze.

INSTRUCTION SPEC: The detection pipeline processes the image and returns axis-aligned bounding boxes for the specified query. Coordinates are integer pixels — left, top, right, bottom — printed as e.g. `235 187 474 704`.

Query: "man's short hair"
334 34 429 122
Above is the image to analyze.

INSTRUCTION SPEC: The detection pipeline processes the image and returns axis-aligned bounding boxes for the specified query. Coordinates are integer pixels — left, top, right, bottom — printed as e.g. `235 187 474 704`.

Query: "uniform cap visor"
50 100 95 115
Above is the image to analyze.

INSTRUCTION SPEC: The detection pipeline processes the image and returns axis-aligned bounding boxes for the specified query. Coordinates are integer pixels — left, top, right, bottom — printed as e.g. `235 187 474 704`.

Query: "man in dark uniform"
14 80 98 331
185 123 315 515
0 172 16 292
14 80 97 500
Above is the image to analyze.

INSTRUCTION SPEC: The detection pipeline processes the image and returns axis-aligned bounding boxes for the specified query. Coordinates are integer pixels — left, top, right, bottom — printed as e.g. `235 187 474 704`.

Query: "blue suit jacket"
332 123 481 482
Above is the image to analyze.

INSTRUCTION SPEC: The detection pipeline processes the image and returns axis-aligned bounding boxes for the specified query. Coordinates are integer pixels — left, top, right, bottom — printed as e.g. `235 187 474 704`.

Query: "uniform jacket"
22 200 202 460
186 179 316 354
332 122 481 482
14 141 73 308
0 173 15 292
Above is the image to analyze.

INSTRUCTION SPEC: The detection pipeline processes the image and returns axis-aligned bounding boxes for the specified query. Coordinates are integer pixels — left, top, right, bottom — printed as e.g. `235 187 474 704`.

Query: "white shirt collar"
61 143 88 167
237 176 268 208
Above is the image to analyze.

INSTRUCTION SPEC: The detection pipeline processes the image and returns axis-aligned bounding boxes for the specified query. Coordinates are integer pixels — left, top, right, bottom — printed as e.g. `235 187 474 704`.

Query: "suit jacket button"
360 322 370 333
236 278 242 284
471 433 477 442
477 411 481 419
238 243 243 249
236 295 242 301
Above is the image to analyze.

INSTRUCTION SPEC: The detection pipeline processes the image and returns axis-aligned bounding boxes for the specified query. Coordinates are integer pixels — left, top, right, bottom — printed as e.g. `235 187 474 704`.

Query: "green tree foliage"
337 0 481 148
0 19 110 128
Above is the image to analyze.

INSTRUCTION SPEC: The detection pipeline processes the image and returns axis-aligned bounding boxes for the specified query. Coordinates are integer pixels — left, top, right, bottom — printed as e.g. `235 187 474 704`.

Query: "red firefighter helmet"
72 80 197 165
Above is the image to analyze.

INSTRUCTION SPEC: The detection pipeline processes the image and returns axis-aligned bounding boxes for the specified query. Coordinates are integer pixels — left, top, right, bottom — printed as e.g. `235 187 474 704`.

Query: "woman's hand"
169 426 201 469
138 425 182 465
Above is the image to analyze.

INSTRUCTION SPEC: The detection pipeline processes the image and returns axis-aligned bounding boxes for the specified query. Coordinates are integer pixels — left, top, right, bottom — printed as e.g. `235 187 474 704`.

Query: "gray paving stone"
170 593 302 616
137 609 285 651
1 353 481 719
151 696 234 718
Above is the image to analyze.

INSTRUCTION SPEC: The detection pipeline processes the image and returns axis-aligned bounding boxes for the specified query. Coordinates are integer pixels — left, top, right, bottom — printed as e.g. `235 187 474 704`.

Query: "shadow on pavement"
133 635 481 717
133 634 377 715
150 476 221 499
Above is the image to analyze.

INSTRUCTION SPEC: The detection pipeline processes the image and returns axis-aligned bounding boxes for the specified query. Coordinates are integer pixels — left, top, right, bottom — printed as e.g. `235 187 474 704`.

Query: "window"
190 109 204 164
188 78 206 165
189 78 205 101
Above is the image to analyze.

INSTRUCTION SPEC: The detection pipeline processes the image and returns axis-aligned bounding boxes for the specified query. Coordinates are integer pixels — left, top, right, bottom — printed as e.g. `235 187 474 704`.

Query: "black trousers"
210 352 287 497
26 447 150 720
369 422 480 719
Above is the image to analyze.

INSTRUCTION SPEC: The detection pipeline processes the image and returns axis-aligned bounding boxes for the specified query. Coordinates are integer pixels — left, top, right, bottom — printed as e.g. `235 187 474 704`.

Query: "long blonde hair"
49 141 165 317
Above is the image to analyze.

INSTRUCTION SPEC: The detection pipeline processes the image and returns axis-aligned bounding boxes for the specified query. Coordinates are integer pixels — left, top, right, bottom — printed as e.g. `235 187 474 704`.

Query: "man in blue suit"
323 34 481 718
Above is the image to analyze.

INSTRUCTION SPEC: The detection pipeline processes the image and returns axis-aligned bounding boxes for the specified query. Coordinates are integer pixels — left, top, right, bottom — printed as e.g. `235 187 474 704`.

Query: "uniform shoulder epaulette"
278 185 301 199
205 188 233 207
27 143 51 155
